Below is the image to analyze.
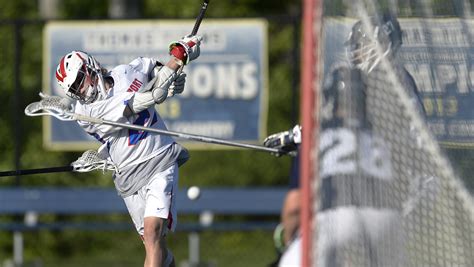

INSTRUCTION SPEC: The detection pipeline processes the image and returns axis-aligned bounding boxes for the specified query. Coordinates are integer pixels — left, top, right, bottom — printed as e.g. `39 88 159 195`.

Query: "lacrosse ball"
187 186 201 200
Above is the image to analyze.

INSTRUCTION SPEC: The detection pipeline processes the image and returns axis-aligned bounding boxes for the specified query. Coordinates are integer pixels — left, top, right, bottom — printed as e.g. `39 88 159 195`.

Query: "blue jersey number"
128 110 156 146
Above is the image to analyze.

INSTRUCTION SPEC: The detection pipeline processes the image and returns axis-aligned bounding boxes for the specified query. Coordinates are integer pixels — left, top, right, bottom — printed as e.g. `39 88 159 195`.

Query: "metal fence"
0 187 287 267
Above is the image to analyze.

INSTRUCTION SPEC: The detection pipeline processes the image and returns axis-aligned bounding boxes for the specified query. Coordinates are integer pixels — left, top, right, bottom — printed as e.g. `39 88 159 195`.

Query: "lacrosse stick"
171 0 210 82
0 150 118 177
191 0 209 36
25 94 293 156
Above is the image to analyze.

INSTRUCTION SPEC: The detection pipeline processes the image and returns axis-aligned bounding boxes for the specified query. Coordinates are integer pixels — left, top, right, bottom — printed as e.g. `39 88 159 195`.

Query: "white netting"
71 150 118 173
24 93 75 121
313 1 474 266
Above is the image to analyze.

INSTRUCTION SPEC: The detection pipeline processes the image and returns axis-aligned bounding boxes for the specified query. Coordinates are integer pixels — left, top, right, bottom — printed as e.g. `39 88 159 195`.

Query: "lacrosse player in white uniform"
55 35 202 267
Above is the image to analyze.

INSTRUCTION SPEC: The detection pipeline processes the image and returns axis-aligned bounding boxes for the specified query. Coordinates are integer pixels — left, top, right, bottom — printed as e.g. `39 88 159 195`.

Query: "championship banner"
323 18 474 148
43 19 268 151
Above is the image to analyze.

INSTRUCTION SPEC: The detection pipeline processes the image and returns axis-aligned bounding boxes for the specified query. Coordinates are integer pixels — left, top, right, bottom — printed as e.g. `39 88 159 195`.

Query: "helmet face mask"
56 51 104 104
70 65 99 103
346 14 402 73
68 67 87 98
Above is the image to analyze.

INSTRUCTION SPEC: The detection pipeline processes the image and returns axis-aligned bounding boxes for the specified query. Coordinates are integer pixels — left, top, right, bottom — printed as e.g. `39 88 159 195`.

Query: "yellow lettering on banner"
156 99 181 119
422 97 458 117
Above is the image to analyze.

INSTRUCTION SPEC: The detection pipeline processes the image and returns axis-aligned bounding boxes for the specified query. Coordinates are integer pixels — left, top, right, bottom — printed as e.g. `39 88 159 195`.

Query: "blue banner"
43 19 268 151
323 18 474 148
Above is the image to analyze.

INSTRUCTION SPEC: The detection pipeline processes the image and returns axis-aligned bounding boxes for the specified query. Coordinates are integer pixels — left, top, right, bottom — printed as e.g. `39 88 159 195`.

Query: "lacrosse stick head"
24 93 75 121
71 150 118 173
56 50 107 104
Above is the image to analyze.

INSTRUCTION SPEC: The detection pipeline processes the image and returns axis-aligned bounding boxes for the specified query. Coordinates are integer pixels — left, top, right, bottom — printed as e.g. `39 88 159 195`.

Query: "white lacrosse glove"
263 125 302 156
167 72 187 97
169 35 203 65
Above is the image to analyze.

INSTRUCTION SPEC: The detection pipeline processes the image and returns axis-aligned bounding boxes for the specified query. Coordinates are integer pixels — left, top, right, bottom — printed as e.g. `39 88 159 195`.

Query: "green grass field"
3 229 276 267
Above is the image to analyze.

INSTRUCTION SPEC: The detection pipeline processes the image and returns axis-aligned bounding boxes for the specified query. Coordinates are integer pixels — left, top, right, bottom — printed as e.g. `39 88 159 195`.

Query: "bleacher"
0 187 287 231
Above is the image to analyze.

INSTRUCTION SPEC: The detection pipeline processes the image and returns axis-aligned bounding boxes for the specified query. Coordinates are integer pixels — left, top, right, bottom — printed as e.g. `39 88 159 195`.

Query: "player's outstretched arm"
124 35 202 116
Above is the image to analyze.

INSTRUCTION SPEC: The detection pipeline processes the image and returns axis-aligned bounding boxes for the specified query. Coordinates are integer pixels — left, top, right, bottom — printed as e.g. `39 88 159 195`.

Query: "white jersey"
278 235 301 267
74 57 185 196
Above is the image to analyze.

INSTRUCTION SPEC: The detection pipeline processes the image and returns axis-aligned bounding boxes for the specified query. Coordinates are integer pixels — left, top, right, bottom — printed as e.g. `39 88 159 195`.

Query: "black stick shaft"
191 0 209 35
0 166 73 177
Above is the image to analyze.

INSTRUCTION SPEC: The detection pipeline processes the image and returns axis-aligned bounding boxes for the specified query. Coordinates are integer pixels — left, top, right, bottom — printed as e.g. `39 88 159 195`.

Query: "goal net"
300 0 474 266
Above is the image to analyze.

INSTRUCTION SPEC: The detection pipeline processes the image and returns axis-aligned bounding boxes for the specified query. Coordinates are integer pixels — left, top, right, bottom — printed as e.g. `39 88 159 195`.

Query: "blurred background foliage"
1 0 473 266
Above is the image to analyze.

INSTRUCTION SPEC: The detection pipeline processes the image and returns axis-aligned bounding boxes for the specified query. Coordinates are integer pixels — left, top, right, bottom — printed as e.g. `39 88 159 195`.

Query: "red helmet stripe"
56 56 67 82
55 71 63 82
75 52 85 61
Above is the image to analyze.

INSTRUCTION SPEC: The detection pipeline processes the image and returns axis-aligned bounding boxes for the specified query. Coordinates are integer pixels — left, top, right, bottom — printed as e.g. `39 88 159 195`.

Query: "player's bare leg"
143 217 175 267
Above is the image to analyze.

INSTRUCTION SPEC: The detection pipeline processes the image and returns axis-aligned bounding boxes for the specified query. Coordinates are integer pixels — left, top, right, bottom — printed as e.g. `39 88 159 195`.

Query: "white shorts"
123 163 179 236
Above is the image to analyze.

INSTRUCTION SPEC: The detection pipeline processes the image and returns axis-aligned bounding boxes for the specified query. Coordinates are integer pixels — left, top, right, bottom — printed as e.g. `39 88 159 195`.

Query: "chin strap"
94 69 108 101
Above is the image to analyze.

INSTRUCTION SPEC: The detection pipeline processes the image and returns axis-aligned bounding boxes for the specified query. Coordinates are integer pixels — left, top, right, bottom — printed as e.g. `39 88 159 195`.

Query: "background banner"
323 18 474 148
43 19 268 150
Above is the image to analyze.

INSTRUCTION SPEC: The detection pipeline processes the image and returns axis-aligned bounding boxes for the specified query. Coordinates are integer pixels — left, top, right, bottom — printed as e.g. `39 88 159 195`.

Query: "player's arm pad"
125 65 177 115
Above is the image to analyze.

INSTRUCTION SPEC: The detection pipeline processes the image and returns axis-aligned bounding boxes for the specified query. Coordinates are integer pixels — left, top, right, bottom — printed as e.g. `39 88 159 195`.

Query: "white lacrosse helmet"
55 51 106 103
345 13 402 73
